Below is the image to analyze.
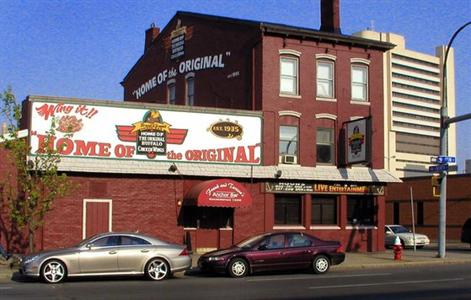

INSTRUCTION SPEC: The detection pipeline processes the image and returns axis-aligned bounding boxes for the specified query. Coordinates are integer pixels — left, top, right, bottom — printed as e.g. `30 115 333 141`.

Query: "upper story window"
167 81 176 105
316 127 334 164
279 125 298 163
351 65 368 101
317 60 335 99
186 75 195 106
351 58 370 103
280 57 299 95
279 50 300 96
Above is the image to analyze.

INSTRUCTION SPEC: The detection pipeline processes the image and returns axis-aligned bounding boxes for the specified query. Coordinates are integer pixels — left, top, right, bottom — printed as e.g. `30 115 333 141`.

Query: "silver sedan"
19 232 191 283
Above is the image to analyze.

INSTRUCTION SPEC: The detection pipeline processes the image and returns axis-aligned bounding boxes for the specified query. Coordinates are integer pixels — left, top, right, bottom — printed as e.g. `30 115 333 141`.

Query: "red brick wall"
122 15 260 111
386 174 471 241
260 35 385 168
39 176 186 250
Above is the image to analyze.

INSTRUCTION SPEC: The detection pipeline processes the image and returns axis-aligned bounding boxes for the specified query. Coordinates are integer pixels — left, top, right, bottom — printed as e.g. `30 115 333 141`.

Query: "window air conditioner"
282 155 297 164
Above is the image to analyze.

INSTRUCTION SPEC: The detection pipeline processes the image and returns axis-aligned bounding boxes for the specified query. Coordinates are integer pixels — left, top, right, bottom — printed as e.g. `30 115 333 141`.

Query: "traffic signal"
431 174 441 197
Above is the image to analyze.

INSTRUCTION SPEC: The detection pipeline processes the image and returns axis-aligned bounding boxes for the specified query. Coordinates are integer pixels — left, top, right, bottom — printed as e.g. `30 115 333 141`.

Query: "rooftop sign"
29 99 262 165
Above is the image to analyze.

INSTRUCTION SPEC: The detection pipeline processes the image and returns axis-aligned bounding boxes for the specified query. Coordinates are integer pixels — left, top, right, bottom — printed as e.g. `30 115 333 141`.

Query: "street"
1 263 470 300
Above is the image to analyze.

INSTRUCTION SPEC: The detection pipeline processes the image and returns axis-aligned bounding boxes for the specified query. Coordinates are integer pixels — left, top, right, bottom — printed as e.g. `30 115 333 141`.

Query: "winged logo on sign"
115 110 188 159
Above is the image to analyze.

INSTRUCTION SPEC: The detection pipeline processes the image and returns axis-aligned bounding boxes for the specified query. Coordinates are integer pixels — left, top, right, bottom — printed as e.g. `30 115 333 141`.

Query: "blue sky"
1 0 470 170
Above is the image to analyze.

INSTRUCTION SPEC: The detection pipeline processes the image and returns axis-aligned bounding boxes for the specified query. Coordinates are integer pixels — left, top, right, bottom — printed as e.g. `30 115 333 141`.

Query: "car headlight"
23 255 39 265
208 256 224 261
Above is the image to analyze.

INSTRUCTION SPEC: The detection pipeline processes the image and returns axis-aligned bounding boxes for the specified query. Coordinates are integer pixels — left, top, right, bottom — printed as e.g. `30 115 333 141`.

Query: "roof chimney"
145 23 160 52
320 0 341 34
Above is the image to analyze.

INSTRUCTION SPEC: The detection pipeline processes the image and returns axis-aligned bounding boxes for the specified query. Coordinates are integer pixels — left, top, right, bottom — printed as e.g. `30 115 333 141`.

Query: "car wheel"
40 260 67 284
227 258 248 278
145 258 170 281
312 255 330 274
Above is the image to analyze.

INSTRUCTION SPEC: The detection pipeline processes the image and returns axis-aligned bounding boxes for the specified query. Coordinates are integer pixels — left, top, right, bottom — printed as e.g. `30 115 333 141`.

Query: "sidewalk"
1 243 469 282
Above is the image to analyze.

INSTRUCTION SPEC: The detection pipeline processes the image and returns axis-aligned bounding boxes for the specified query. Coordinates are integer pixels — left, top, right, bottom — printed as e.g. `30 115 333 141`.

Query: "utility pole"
438 21 471 259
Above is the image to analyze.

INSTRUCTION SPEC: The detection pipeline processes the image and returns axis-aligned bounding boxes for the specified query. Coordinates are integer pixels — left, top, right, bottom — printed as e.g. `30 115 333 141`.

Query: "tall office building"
354 31 456 178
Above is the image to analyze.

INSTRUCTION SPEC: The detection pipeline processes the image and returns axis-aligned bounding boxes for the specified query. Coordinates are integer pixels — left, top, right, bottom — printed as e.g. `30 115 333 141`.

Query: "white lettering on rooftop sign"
132 53 226 100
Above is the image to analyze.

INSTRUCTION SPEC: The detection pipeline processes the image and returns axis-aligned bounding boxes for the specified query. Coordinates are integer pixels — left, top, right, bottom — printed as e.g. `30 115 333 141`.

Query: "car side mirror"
85 243 93 249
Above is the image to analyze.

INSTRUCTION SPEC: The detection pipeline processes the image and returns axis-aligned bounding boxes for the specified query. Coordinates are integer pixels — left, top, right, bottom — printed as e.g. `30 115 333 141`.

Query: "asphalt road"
1 264 470 300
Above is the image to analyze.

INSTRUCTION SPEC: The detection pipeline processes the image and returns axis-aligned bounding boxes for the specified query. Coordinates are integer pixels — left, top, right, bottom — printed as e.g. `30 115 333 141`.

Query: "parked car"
198 231 345 278
19 232 191 283
0 245 11 260
461 218 471 247
384 225 430 248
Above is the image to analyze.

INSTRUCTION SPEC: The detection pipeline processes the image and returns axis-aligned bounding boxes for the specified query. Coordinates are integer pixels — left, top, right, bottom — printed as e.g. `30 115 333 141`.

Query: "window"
279 125 298 157
311 197 337 225
287 233 312 248
92 236 119 247
280 57 298 95
179 206 233 229
417 201 424 225
167 82 176 105
347 196 375 225
186 77 194 106
263 234 286 249
351 65 368 101
393 202 400 224
120 236 150 246
317 60 334 98
316 128 334 164
275 194 302 225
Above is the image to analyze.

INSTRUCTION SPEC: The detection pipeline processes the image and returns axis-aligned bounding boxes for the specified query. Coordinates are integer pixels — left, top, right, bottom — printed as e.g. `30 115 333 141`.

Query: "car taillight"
336 244 344 253
179 248 190 256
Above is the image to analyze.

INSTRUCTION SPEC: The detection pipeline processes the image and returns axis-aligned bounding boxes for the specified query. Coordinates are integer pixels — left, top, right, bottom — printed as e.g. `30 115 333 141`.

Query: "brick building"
386 174 471 241
1 1 400 253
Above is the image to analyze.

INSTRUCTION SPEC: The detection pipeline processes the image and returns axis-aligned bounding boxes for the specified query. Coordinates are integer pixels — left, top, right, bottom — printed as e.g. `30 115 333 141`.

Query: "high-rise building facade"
354 31 456 178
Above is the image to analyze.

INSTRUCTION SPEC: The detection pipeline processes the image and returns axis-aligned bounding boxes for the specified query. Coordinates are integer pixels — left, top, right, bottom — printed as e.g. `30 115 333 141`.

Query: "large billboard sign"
29 100 262 165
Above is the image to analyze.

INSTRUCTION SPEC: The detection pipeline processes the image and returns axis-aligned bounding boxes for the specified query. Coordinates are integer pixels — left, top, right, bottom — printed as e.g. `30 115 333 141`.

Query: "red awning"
185 179 252 208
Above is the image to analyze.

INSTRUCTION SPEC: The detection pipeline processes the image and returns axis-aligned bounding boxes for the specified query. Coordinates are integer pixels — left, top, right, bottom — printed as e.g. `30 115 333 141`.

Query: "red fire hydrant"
393 236 403 260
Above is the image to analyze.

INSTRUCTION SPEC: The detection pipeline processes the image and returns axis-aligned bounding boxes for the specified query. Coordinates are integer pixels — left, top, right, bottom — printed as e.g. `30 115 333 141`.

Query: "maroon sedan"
198 231 345 278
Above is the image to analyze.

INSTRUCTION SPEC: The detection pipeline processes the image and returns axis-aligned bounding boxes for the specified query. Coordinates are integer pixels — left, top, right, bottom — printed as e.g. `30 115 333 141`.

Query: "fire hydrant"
393 236 403 260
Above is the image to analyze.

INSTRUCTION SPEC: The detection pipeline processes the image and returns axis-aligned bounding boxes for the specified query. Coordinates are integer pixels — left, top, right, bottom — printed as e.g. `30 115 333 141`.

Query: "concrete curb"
1 256 470 283
334 259 471 270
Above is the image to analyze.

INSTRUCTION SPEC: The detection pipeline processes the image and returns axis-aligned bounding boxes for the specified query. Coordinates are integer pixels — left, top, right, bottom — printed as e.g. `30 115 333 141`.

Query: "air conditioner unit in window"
282 155 297 164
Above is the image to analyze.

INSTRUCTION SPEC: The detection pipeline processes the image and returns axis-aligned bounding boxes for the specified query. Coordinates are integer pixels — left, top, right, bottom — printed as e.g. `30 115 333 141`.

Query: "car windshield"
235 234 268 249
391 226 410 234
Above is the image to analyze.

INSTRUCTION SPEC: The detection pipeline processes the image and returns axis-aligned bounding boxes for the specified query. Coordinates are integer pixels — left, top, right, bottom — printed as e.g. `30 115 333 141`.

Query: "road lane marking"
247 272 391 282
309 278 465 289
0 287 13 290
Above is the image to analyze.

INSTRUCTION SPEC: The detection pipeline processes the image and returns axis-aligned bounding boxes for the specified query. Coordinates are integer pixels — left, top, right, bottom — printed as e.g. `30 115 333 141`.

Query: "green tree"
1 87 72 253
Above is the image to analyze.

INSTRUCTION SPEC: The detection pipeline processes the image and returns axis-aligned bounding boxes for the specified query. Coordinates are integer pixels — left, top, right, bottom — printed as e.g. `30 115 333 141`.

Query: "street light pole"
438 21 471 259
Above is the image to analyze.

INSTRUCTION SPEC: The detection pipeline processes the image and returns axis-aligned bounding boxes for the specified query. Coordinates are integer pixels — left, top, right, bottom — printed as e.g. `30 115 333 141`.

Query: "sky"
1 0 470 171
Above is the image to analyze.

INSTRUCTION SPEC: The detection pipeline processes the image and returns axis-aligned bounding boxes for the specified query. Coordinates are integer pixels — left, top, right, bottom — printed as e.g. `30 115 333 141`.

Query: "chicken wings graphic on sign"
116 110 188 159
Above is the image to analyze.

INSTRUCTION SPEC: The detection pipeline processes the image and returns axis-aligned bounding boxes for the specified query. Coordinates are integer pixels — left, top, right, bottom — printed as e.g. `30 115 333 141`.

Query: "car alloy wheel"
146 258 169 281
41 260 67 283
228 258 248 278
313 255 330 274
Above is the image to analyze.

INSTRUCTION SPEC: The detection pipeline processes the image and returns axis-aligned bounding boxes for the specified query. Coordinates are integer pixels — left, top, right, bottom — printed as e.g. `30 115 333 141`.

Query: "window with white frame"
167 82 176 105
186 76 194 106
351 64 368 101
280 56 299 95
317 60 334 98
279 125 298 158
316 127 334 164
